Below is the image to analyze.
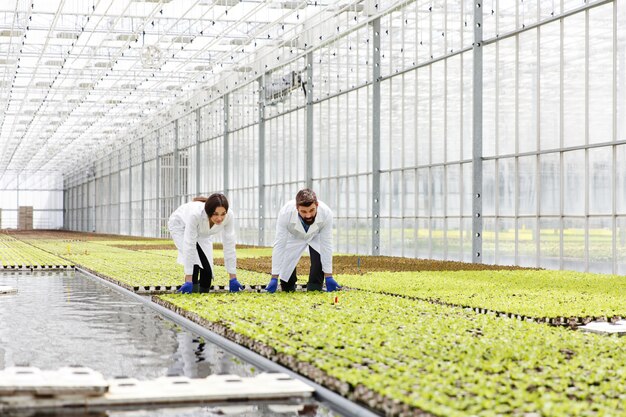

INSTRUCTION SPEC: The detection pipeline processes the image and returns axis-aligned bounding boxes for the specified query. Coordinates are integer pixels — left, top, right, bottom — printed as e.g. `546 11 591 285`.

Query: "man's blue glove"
229 278 244 293
266 277 278 293
178 282 193 294
325 276 342 292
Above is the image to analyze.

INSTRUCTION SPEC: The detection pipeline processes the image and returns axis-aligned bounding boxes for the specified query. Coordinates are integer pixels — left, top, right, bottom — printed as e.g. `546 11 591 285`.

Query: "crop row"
340 270 626 322
22 239 266 287
157 291 626 417
0 234 72 267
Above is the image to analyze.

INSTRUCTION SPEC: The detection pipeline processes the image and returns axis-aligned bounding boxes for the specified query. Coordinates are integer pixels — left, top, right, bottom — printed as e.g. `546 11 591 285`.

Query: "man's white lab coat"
271 200 333 281
167 201 236 275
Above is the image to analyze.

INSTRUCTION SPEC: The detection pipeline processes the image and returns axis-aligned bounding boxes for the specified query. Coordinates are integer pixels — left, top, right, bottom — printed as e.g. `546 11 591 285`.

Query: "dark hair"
295 188 317 207
192 196 208 203
204 193 229 216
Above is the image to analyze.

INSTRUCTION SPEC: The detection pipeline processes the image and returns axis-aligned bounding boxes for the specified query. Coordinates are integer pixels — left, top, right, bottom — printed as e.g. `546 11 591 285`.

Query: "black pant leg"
281 268 297 292
307 246 324 291
196 243 213 291
192 265 200 284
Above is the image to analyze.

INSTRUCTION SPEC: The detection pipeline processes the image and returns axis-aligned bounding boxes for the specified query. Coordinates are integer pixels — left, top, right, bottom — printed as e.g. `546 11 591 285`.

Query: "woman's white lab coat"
271 200 333 281
167 201 237 276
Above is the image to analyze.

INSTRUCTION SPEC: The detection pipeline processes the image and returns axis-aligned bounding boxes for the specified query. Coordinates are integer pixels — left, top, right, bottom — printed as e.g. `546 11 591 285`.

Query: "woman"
168 193 243 293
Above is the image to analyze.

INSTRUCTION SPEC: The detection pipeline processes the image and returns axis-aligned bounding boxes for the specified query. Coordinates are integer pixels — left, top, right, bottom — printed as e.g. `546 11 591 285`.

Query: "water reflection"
0 271 340 417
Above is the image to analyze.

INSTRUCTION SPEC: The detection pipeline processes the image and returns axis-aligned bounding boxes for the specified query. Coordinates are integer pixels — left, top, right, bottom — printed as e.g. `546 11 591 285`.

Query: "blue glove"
178 282 193 294
266 277 278 293
325 276 341 292
229 278 244 293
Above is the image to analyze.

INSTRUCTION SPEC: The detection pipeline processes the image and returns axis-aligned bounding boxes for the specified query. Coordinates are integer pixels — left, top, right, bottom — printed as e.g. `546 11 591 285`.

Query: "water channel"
0 270 344 417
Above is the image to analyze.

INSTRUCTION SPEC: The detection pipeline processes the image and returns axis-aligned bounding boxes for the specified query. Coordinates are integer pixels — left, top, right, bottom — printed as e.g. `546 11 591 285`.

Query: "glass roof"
0 0 370 175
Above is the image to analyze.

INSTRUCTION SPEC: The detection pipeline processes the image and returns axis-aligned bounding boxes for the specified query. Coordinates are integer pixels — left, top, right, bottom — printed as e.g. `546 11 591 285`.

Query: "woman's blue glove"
229 278 244 293
178 282 193 294
265 277 278 293
325 276 342 292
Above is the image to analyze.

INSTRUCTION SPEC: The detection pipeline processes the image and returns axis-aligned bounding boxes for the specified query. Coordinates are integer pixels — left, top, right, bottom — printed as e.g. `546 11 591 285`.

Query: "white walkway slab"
579 320 626 336
0 366 314 413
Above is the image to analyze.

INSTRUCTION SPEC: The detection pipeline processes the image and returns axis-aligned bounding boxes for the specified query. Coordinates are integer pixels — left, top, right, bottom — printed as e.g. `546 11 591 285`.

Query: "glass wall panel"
540 217 561 269
518 29 538 154
446 55 462 163
617 145 626 214
462 52 473 161
447 217 462 261
431 218 445 261
562 13 586 148
518 217 538 267
497 217 515 266
563 150 585 216
618 217 626 275
417 66 430 166
588 217 612 273
446 164 461 217
431 61 445 164
462 162 473 216
588 147 612 215
482 217 496 264
539 22 561 151
588 4 614 145
483 160 496 216
539 152 560 215
518 156 537 216
563 217 585 271
498 158 515 216
498 37 516 156
483 43 497 157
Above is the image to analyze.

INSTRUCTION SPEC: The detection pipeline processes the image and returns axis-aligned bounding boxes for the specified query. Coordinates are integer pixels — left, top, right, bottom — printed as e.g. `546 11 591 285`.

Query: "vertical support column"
584 9 590 272
372 18 381 256
93 163 97 232
128 144 133 236
306 52 314 189
141 138 145 237
62 180 67 230
258 76 266 246
118 149 122 235
196 108 202 196
224 94 230 195
472 0 483 263
174 120 180 208
156 132 161 237
612 0 618 274
108 159 112 233
85 173 90 232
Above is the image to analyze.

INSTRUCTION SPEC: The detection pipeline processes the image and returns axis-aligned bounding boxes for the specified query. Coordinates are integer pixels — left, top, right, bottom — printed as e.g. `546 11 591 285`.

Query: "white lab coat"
167 201 237 276
271 200 333 281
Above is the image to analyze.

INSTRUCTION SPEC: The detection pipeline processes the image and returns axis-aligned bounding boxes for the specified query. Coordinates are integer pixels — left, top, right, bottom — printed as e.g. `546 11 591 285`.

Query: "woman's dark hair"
204 193 229 216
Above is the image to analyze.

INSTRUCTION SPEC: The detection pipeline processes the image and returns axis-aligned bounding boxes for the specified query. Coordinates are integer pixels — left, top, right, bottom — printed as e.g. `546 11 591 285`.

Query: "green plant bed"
141 248 273 259
22 239 266 287
157 291 626 417
0 234 72 267
340 270 626 321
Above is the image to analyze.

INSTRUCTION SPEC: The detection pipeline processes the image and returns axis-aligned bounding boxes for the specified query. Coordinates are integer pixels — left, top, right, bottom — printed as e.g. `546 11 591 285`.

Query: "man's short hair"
295 188 317 207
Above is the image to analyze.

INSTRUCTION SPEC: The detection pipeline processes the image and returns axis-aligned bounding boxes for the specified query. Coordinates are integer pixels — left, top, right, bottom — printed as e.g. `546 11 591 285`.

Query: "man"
266 188 341 293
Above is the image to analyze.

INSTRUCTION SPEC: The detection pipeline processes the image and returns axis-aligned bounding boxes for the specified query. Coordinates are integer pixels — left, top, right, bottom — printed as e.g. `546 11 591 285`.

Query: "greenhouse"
1 0 626 416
